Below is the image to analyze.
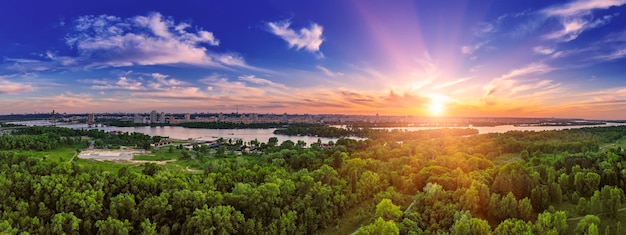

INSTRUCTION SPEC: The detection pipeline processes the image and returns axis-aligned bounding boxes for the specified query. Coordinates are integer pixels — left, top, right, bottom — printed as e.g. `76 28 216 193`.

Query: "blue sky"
1 0 625 119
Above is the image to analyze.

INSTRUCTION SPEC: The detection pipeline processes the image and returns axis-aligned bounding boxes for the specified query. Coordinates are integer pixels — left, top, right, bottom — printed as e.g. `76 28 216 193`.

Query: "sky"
1 0 625 119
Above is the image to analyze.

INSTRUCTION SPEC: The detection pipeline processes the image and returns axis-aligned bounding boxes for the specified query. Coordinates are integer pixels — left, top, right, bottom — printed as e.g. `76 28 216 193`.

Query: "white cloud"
484 63 554 97
543 0 624 41
151 73 183 86
543 0 626 16
238 75 287 89
461 41 488 55
499 63 553 80
267 20 324 56
0 80 34 94
199 75 266 97
317 66 344 78
91 77 145 91
432 77 472 90
594 48 626 61
64 12 244 68
533 46 556 55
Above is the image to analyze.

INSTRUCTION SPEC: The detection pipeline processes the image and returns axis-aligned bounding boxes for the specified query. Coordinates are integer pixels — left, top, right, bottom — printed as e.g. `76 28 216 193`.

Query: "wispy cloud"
0 80 34 94
542 0 626 16
238 75 287 89
461 41 488 55
542 0 624 41
484 63 555 97
90 77 146 91
533 46 556 55
316 66 344 78
432 77 472 90
267 20 325 57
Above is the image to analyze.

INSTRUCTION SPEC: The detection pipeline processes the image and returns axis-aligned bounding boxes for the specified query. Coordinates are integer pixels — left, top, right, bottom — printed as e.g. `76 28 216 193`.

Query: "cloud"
267 20 325 56
62 12 248 68
199 75 267 97
90 77 146 91
533 46 556 55
238 75 287 89
542 0 624 41
432 77 472 90
593 48 626 61
499 63 553 80
461 41 488 55
316 66 344 78
543 0 626 16
151 73 184 87
0 80 34 94
484 63 555 97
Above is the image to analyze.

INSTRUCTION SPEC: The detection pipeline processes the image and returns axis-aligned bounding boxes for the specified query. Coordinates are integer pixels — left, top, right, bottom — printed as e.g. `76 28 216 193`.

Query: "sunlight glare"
429 95 445 116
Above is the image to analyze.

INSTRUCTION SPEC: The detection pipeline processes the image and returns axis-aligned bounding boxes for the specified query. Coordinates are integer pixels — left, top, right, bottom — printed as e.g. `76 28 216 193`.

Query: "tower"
150 110 157 124
87 113 95 127
51 110 57 126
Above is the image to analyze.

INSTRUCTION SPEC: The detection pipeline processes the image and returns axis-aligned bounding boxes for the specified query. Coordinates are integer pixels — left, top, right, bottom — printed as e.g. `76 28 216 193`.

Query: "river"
369 123 626 134
10 121 340 144
9 120 626 144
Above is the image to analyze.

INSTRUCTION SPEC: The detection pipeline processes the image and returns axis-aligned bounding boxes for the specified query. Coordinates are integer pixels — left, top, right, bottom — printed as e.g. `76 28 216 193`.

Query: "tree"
574 172 600 197
586 223 598 235
575 215 600 235
109 193 137 222
355 217 399 235
494 219 533 235
142 163 163 176
451 213 491 235
375 199 402 221
553 211 568 235
95 217 132 235
140 219 158 235
50 212 81 235
182 205 246 235
531 185 550 212
518 197 534 221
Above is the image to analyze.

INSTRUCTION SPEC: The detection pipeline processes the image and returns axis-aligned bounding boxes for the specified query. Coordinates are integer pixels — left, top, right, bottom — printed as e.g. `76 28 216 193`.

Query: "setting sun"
428 95 445 116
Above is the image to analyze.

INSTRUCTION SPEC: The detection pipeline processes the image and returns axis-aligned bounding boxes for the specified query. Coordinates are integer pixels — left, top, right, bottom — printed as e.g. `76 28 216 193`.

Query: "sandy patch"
78 149 147 160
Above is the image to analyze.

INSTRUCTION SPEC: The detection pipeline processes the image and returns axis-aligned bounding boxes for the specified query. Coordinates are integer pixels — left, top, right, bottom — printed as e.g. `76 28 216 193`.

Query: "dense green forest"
273 123 477 139
0 125 626 234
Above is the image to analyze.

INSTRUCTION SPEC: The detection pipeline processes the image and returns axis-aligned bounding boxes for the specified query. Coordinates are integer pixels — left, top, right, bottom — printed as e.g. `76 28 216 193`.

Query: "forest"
0 125 625 234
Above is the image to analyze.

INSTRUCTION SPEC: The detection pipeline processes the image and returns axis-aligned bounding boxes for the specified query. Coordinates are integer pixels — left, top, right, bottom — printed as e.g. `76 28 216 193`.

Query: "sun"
428 95 446 116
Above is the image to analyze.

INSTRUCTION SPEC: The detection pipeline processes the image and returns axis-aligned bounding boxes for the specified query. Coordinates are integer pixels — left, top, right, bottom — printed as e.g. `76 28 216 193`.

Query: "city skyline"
1 0 626 119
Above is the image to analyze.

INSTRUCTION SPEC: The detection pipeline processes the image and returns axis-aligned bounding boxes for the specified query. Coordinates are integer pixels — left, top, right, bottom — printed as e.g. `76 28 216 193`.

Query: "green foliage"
575 215 600 235
355 217 399 235
374 199 402 221
494 219 533 235
0 125 625 234
574 172 601 197
95 217 132 235
451 213 491 235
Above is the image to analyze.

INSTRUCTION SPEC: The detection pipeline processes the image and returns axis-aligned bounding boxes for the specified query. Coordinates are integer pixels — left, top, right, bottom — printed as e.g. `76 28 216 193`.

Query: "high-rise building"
150 110 157 123
51 110 57 126
185 113 191 122
159 112 166 123
87 113 95 125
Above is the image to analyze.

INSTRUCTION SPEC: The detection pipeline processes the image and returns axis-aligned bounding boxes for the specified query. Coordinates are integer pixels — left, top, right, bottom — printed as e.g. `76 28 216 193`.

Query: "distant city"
1 110 623 127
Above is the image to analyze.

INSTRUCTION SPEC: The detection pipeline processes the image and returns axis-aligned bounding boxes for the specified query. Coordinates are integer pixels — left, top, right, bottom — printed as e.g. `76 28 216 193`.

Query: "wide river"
9 120 626 144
